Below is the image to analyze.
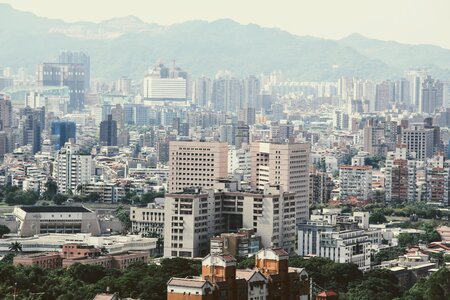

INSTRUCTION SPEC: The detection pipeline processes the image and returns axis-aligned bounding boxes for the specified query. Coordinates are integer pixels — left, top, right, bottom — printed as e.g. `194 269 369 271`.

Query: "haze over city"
2 0 450 48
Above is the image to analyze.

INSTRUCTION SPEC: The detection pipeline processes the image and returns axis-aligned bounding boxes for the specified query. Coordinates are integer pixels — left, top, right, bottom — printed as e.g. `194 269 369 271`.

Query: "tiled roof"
167 278 207 288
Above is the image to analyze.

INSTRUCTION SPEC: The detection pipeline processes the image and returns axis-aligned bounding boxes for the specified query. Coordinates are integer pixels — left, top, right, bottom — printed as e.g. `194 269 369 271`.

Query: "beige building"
13 206 101 237
164 179 298 258
168 140 228 193
250 142 310 224
130 202 165 236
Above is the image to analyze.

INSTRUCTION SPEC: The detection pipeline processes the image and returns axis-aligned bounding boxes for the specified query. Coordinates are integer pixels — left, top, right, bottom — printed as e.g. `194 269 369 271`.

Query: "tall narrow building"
54 140 92 194
99 114 118 146
250 142 310 224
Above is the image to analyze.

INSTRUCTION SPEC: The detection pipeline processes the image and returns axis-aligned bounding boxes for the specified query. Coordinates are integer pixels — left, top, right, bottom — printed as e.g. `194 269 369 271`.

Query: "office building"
143 62 188 104
164 180 297 257
99 114 118 146
58 51 91 91
37 62 86 111
250 142 310 224
167 140 228 193
51 121 76 150
21 108 43 154
401 123 434 161
130 203 165 236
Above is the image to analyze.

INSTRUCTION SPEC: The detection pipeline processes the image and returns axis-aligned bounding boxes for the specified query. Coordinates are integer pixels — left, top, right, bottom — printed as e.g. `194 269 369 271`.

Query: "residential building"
54 140 92 194
339 165 372 200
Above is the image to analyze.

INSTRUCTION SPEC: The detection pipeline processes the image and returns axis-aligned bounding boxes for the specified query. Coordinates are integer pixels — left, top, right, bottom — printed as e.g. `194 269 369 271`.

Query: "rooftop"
18 206 92 213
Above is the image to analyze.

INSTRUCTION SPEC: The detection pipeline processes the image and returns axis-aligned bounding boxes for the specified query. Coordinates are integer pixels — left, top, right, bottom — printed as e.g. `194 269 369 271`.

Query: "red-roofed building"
167 248 309 300
316 290 338 300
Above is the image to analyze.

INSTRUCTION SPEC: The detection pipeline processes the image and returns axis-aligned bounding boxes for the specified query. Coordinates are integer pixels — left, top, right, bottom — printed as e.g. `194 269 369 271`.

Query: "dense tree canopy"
0 258 201 300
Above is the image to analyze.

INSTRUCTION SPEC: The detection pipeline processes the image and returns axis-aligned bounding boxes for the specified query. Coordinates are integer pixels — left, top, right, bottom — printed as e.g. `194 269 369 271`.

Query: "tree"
372 247 406 265
86 193 101 203
115 206 132 233
348 268 401 299
43 180 57 200
52 194 69 205
403 268 450 300
236 256 255 269
369 211 387 224
8 242 22 253
398 232 420 247
0 225 10 238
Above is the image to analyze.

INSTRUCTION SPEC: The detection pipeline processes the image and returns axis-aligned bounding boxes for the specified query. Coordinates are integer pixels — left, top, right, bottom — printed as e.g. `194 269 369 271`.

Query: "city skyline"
1 0 450 49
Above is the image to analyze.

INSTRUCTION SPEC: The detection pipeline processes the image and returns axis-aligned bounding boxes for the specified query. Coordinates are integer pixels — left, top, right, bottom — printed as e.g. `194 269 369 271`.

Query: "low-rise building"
210 228 261 257
0 233 157 255
130 202 165 236
13 252 62 269
13 206 101 237
167 248 309 300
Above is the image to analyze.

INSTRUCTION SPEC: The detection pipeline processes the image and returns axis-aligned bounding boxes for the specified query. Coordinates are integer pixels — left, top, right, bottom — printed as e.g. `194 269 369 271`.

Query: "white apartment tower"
54 140 92 194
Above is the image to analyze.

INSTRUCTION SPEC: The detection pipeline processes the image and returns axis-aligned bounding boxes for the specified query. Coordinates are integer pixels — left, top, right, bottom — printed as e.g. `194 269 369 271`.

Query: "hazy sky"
2 0 450 48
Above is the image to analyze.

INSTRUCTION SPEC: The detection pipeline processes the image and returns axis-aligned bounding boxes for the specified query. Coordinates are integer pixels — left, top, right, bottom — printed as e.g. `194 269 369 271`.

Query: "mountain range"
1 3 450 81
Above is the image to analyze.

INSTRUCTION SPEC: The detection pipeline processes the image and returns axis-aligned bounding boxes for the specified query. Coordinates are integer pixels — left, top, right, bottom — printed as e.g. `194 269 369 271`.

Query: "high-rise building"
0 93 12 130
238 107 256 125
21 108 43 154
115 76 132 95
401 123 434 161
164 180 298 257
375 81 394 111
250 142 310 224
58 51 91 91
420 76 443 113
37 63 86 112
212 77 243 112
242 75 261 109
143 63 187 104
194 77 212 107
51 121 76 150
54 140 92 194
406 68 428 110
168 140 228 193
339 165 373 200
99 114 118 146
